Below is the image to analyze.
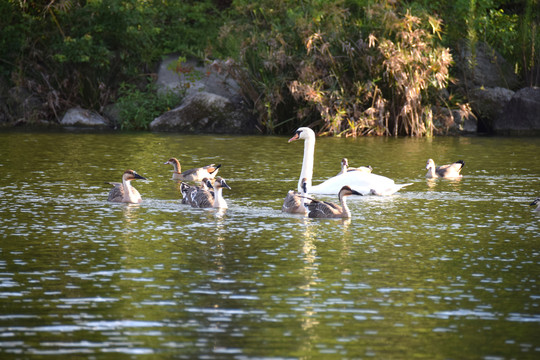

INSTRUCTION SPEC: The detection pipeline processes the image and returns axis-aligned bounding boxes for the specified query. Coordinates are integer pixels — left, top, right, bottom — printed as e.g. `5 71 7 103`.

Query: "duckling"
211 177 231 209
164 157 221 182
180 180 210 205
530 197 540 211
190 178 215 208
337 158 373 176
106 170 147 204
425 159 465 178
190 177 231 209
282 177 309 214
180 182 196 205
306 185 362 218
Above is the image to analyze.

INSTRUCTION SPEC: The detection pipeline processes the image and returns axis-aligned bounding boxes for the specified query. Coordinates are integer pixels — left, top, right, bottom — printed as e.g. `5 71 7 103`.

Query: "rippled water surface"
0 130 539 359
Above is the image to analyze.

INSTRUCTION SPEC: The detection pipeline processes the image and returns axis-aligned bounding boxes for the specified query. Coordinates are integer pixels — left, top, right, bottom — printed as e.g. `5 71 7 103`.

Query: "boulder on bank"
494 87 540 134
154 56 255 133
455 41 520 90
469 87 514 131
156 56 243 103
61 107 109 128
149 91 256 133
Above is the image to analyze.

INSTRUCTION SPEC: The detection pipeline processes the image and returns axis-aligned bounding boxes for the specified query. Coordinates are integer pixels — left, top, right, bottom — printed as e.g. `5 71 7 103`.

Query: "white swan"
288 127 411 195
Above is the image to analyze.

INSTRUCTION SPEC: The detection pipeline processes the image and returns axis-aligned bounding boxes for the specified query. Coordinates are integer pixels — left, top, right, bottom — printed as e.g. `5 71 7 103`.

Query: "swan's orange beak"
288 133 300 142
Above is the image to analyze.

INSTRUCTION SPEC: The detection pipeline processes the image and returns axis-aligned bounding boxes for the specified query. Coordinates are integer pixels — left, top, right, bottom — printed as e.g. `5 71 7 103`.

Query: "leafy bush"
221 0 452 136
116 81 181 130
218 0 349 134
1 0 221 123
2 0 538 133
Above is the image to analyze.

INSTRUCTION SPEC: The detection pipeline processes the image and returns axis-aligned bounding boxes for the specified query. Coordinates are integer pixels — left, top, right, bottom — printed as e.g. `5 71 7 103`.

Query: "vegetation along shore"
1 0 539 136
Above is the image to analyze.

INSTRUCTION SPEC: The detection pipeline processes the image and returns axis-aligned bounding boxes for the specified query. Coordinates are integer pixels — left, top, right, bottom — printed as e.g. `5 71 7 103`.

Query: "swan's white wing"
310 172 408 195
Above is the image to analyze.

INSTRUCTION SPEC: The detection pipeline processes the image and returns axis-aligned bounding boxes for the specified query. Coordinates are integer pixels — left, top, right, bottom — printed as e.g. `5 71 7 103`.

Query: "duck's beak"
164 160 170 165
135 173 147 180
351 189 363 196
530 199 538 206
221 179 231 190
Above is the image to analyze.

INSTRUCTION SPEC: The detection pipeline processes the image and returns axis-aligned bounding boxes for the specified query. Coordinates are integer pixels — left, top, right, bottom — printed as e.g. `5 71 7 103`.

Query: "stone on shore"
61 107 109 128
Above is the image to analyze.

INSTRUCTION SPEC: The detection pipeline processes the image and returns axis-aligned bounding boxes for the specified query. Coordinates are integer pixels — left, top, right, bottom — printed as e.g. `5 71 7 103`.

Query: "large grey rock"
61 107 109 128
156 56 242 102
149 92 256 133
469 87 514 130
452 107 478 133
455 41 520 90
154 56 255 133
494 87 540 134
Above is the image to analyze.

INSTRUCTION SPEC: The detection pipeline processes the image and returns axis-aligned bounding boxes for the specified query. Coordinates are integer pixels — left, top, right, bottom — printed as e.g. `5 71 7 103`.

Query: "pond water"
0 130 539 359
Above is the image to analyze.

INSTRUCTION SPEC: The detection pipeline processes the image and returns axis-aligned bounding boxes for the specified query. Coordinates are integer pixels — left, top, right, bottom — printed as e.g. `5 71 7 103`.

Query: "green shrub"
116 81 181 130
1 0 222 123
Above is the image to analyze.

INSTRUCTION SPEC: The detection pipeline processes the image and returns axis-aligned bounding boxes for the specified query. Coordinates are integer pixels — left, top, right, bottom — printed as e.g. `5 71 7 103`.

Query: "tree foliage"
0 0 220 122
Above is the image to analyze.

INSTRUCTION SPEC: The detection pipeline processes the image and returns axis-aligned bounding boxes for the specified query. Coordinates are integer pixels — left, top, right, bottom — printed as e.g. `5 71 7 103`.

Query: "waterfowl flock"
106 127 538 217
164 157 221 182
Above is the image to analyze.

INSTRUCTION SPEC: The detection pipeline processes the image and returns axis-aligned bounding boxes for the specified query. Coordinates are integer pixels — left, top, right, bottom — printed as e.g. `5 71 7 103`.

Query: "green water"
0 130 539 359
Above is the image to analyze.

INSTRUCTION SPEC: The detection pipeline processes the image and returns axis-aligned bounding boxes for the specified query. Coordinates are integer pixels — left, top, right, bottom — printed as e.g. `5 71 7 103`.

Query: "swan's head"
288 127 315 142
123 170 147 182
426 159 435 170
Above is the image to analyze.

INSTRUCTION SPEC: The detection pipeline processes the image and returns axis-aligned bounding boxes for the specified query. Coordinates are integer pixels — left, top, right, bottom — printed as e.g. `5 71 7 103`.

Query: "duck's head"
300 177 308 194
338 185 362 199
180 182 191 194
341 158 349 167
204 178 214 190
288 127 315 142
164 158 179 165
426 159 435 170
123 170 146 181
530 197 540 208
214 177 231 190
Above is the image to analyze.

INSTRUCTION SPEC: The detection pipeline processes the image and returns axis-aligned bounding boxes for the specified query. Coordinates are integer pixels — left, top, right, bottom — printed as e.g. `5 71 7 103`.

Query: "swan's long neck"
299 136 315 192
